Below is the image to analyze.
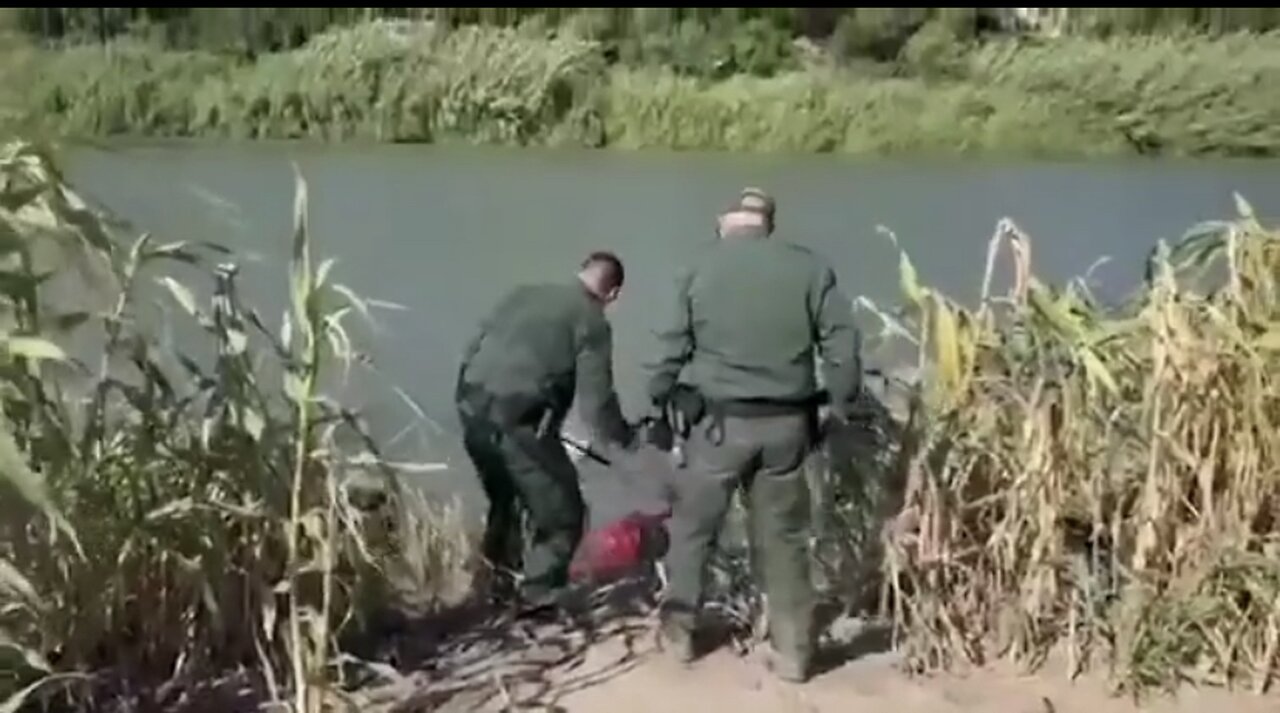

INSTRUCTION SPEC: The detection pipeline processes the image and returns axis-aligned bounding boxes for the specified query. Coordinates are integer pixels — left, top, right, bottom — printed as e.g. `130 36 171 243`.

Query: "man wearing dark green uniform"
646 189 861 682
456 252 635 613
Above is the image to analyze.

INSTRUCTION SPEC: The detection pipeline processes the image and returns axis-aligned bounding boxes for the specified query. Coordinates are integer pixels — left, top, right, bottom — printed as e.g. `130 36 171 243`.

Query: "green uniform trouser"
661 411 815 665
458 406 585 603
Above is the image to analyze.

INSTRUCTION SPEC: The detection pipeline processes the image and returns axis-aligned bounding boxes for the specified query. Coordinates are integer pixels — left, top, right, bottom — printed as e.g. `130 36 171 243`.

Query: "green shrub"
26 40 229 136
10 21 1280 158
968 32 1280 156
616 16 797 79
0 139 471 711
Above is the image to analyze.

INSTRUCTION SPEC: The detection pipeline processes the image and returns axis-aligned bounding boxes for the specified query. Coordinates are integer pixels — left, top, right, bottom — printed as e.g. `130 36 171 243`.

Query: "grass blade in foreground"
0 138 471 711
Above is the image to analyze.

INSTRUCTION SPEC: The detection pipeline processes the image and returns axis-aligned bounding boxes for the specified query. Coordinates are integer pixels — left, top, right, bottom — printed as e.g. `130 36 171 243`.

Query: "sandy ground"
372 421 1277 713
553 641 1278 713
364 594 1280 713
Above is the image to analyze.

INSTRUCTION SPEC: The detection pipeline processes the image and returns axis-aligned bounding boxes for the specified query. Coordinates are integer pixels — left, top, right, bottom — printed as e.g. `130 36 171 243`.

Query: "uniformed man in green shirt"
455 251 636 615
646 188 862 682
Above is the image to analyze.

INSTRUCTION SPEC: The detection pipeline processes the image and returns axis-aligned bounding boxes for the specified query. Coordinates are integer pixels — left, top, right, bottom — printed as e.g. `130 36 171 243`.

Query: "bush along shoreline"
0 138 473 712
9 20 1280 158
873 197 1280 696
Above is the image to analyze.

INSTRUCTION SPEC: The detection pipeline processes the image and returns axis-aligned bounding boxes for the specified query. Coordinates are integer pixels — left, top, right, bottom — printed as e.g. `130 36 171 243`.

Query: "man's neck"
722 224 770 240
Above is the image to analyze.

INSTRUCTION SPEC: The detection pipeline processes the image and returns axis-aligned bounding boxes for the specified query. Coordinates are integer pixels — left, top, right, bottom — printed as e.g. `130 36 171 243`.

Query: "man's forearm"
647 271 695 403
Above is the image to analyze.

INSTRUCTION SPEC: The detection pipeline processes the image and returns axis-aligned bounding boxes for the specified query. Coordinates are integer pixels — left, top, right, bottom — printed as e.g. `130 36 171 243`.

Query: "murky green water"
64 141 1280 515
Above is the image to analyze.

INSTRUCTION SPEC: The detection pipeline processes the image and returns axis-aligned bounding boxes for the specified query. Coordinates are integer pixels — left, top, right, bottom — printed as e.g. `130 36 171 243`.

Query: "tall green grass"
609 31 1280 157
0 138 470 711
875 198 1280 696
12 21 1280 157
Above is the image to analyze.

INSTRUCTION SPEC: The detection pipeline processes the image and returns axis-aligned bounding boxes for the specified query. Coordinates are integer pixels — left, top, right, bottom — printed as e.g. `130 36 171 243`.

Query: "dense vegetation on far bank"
5 18 1280 158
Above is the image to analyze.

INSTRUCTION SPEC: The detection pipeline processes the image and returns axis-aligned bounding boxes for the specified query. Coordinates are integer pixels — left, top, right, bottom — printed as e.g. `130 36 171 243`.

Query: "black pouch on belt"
647 383 707 452
668 384 707 439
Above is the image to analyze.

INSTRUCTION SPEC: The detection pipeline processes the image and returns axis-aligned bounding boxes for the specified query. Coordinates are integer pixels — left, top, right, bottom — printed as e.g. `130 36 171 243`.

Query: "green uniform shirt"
458 280 630 445
646 226 862 418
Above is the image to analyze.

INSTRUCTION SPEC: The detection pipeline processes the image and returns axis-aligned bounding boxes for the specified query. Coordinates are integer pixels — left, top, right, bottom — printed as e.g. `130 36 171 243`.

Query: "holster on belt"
647 383 708 466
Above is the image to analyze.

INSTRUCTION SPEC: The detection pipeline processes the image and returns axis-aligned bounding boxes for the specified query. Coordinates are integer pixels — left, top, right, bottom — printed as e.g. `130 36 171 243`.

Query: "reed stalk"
875 194 1280 697
0 137 467 712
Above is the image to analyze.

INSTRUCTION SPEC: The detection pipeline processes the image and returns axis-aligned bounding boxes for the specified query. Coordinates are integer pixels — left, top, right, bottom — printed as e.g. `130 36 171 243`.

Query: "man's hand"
616 420 641 453
639 412 674 452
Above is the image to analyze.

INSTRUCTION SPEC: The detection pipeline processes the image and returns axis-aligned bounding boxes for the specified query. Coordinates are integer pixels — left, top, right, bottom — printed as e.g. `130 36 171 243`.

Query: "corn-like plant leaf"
284 372 305 405
157 276 199 317
316 258 338 288
4 337 66 362
280 311 293 353
1234 192 1257 223
345 455 447 474
929 297 962 408
1078 347 1120 397
332 284 373 327
366 298 408 312
145 497 197 521
288 165 313 348
0 184 44 213
1253 329 1280 351
0 557 40 610
0 218 27 256
243 407 266 442
1028 281 1081 339
0 628 52 673
0 673 89 713
899 250 925 309
144 241 202 266
226 327 249 356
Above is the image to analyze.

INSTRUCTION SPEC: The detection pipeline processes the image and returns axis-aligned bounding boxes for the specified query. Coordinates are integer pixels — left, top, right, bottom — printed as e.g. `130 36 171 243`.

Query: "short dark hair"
583 251 625 291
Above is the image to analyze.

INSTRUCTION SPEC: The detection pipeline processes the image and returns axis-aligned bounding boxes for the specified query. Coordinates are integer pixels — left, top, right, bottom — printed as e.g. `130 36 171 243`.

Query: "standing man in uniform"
646 189 862 682
456 251 636 615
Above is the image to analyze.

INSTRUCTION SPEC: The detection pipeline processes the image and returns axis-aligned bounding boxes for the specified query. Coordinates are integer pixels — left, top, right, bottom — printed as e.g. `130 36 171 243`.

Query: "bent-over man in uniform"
456 252 635 615
646 189 862 682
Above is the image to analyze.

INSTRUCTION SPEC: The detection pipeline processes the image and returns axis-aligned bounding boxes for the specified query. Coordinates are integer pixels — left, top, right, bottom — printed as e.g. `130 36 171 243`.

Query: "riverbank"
9 21 1280 158
6 131 1280 709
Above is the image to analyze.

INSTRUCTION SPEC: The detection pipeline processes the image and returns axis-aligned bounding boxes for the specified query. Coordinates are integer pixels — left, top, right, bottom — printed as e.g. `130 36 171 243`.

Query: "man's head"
717 186 776 238
578 251 625 305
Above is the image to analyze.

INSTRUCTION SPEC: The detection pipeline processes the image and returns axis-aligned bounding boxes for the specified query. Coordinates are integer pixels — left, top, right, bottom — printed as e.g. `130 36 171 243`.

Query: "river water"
63 141 1280 519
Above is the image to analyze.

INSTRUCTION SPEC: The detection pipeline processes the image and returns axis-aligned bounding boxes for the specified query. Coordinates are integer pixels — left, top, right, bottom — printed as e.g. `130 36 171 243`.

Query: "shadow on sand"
356 583 894 712
348 573 667 712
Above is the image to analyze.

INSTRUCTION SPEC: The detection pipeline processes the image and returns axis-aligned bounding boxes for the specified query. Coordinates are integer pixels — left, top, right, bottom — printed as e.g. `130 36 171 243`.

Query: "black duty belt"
655 384 821 450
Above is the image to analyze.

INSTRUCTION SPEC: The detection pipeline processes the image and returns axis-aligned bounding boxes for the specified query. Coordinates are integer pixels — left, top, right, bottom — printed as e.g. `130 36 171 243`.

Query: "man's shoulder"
482 282 581 327
681 240 720 269
773 238 826 263
765 239 838 282
503 281 581 305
